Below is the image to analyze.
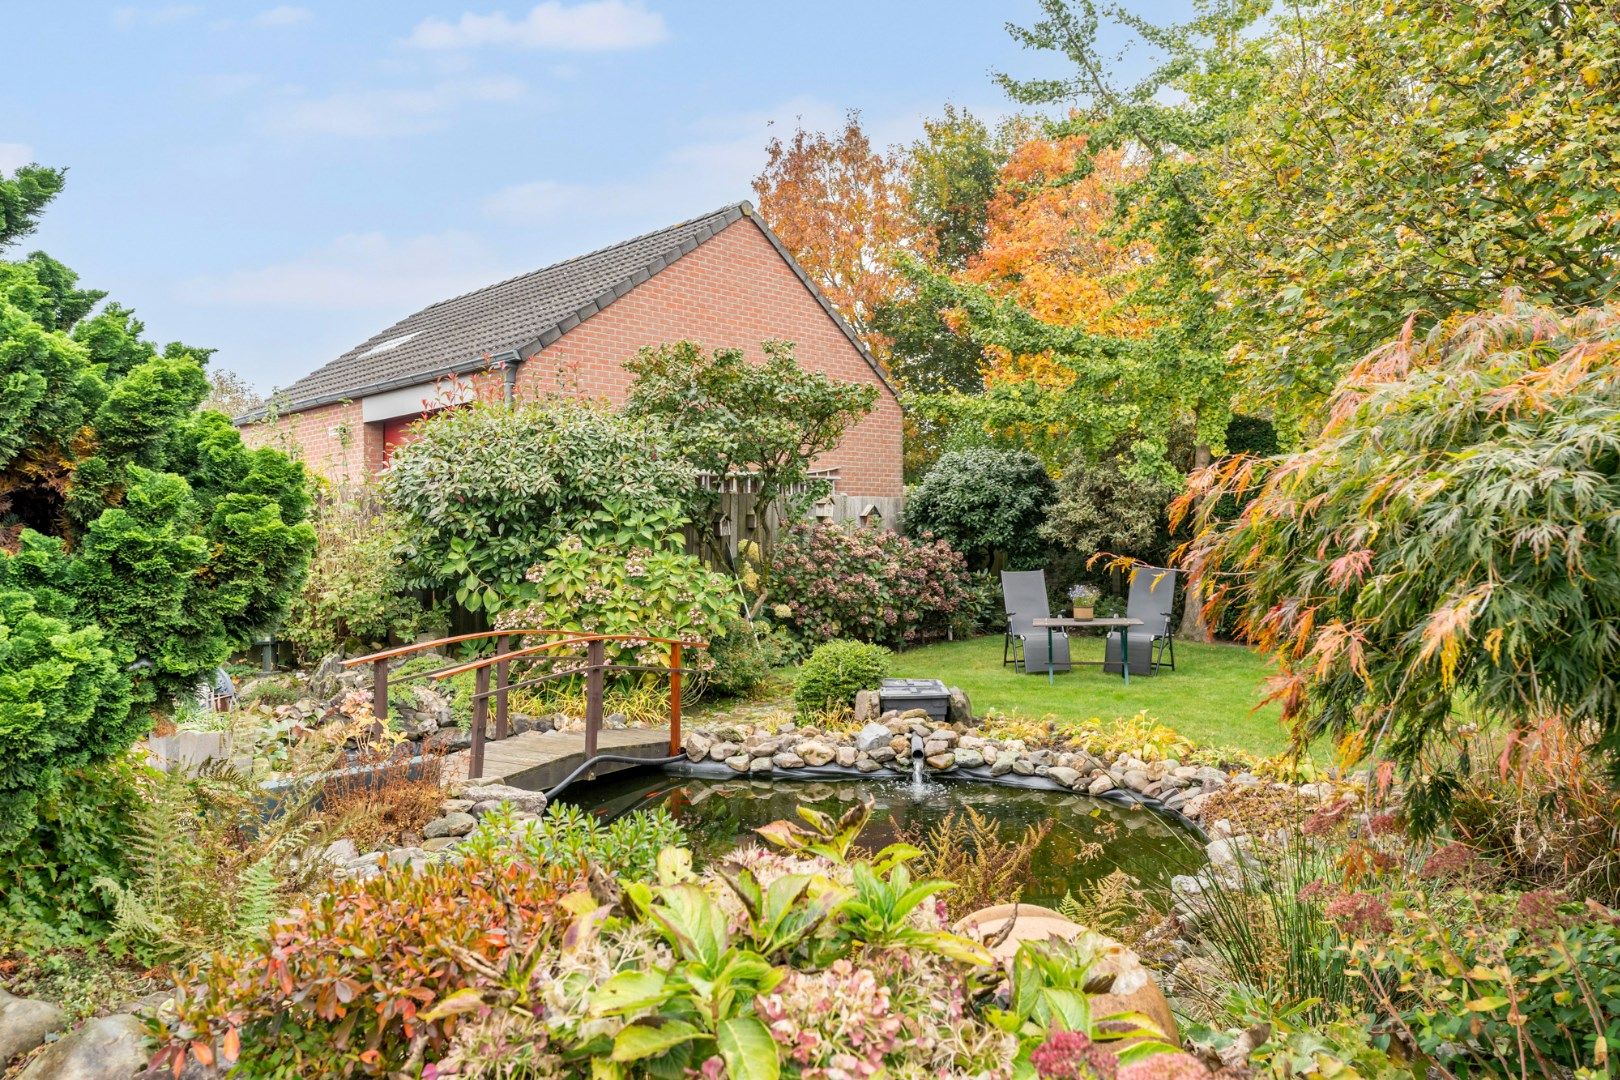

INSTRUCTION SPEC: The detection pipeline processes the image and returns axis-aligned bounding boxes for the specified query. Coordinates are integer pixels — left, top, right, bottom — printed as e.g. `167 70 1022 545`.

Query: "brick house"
237 203 904 501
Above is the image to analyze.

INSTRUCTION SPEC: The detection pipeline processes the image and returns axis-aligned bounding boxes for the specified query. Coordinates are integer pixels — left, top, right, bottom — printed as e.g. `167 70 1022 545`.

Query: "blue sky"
5 1 1185 392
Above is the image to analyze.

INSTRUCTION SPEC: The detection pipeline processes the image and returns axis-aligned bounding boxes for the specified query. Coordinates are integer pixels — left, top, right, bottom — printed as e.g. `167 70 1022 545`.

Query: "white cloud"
482 96 840 228
261 76 526 138
252 5 312 27
185 230 517 312
407 1 667 52
0 143 36 174
111 4 201 28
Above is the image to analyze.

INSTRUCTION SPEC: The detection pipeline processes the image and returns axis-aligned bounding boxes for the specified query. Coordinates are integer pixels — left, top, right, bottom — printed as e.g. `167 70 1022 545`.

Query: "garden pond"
559 771 1204 907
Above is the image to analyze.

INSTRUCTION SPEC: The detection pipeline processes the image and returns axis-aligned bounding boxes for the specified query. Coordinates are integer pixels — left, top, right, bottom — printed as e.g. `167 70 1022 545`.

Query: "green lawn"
887 633 1291 756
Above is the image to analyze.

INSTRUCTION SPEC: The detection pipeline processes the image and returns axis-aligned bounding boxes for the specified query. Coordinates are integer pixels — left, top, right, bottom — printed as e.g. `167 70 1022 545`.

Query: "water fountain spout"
909 733 928 794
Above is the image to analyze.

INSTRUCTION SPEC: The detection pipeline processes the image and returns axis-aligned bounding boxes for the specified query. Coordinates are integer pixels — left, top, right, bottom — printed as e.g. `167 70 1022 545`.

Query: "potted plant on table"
1068 584 1100 620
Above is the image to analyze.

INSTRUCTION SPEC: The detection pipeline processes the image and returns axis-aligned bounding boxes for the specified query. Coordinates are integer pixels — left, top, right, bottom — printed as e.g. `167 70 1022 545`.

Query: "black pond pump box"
878 678 951 722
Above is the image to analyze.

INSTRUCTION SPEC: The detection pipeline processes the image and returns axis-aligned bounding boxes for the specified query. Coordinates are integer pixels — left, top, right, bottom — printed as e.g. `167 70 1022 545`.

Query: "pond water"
558 771 1204 908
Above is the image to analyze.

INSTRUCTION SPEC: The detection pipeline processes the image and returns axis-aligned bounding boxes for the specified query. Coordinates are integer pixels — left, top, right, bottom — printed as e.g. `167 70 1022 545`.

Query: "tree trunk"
1178 441 1214 643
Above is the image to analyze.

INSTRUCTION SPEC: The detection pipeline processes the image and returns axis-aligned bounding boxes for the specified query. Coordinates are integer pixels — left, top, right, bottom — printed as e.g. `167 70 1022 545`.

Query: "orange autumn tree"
752 113 924 364
960 133 1148 388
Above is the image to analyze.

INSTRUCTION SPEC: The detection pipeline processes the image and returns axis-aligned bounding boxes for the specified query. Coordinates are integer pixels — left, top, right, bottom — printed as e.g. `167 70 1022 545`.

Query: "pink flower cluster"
1029 1031 1119 1079
770 523 973 647
756 959 903 1080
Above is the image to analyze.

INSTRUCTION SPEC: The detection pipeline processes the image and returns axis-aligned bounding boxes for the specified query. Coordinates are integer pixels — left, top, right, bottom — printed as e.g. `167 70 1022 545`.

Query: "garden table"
1030 617 1144 686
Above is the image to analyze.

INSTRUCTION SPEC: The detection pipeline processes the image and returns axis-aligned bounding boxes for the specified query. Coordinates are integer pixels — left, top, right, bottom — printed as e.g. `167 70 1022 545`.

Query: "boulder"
320 838 358 865
424 812 477 839
1011 758 1035 777
796 740 835 767
424 727 471 753
954 747 985 769
422 836 459 852
748 756 773 774
0 990 64 1064
709 741 740 762
18 1014 146 1080
953 906 1178 1046
834 746 857 768
854 722 892 752
685 731 713 762
1193 766 1228 788
459 783 548 816
771 751 805 770
923 738 951 758
1122 769 1153 793
867 745 897 764
1088 774 1117 796
855 757 883 773
924 752 955 770
1047 766 1082 789
989 752 1016 777
853 690 881 724
947 686 973 726
724 754 750 773
308 652 346 700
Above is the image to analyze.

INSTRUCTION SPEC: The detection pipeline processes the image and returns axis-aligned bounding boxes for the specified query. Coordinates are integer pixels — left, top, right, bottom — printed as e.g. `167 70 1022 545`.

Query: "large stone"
309 652 346 700
320 838 358 865
796 740 835 767
424 726 471 753
1122 769 1153 793
424 812 477 839
459 783 548 816
989 752 1016 777
853 690 881 724
947 686 973 726
748 756 773 774
1088 774 1117 796
18 1014 146 1080
685 731 714 762
855 757 883 773
1047 766 1082 789
709 741 740 762
867 745 897 764
1193 766 1228 788
924 752 955 770
1011 757 1036 777
854 722 892 752
834 746 857 768
422 836 459 852
923 738 951 758
724 754 750 773
771 751 805 770
0 990 64 1064
953 747 985 769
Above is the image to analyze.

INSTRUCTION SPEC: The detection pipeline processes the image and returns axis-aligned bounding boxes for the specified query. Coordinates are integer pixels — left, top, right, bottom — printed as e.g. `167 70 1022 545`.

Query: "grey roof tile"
261 202 750 414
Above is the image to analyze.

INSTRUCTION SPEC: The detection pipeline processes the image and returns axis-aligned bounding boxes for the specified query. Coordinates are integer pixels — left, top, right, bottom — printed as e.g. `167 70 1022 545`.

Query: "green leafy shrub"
1181 300 1620 816
1039 445 1173 567
794 639 891 715
0 184 313 857
771 522 973 647
0 759 140 939
1348 890 1620 1077
623 338 878 566
282 494 428 663
470 802 686 883
905 447 1055 570
500 500 733 670
383 398 694 614
697 608 776 698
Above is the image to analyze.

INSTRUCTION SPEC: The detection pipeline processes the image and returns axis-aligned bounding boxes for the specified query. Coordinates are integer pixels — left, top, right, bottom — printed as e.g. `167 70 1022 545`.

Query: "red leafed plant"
147 852 581 1077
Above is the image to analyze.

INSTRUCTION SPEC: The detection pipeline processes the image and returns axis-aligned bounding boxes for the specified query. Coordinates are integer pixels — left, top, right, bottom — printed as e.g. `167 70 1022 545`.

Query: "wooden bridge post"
371 659 388 729
668 642 682 755
494 636 510 740
584 637 605 760
470 663 491 780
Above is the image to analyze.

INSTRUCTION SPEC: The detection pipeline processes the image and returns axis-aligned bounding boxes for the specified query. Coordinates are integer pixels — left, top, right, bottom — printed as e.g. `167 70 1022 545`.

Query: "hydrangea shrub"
771 522 972 647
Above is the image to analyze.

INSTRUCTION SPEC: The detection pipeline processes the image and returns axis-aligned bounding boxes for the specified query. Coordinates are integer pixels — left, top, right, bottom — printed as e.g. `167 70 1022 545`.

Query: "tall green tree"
0 166 314 849
1207 0 1620 425
623 340 878 566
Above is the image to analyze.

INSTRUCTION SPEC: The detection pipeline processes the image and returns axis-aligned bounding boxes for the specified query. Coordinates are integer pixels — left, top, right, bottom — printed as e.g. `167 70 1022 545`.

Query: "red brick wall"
240 398 385 486
240 215 904 496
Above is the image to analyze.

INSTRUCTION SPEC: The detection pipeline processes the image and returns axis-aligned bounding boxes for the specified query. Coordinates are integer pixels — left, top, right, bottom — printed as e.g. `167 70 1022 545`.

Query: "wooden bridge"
345 628 704 784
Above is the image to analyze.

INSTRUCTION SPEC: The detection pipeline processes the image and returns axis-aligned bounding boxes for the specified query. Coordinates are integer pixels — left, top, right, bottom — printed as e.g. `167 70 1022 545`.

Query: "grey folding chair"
1002 570 1071 675
1105 566 1178 676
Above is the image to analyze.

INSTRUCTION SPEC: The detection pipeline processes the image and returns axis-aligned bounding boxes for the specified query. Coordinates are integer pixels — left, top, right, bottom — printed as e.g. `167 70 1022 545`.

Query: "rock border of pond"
660 757 1210 841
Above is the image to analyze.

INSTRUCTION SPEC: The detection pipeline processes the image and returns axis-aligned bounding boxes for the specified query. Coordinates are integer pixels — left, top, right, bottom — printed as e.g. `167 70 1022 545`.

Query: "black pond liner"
548 753 1210 844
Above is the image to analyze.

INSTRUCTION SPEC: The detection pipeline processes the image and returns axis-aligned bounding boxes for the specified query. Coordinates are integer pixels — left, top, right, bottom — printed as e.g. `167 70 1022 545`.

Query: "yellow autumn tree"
960 133 1148 388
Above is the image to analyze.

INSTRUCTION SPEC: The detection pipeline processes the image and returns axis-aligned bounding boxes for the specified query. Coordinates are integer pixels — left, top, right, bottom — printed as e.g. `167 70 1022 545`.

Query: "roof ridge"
409 200 751 319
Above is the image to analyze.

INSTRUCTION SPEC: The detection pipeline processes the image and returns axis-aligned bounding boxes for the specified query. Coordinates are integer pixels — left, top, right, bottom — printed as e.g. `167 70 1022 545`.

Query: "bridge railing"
343 629 708 780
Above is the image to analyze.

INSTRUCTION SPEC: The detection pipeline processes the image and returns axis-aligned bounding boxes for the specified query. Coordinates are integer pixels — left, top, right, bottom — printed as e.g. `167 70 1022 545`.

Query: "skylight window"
358 332 417 358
